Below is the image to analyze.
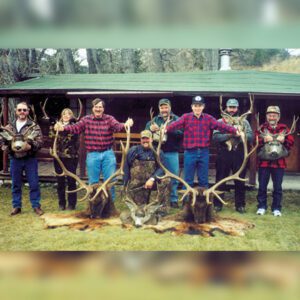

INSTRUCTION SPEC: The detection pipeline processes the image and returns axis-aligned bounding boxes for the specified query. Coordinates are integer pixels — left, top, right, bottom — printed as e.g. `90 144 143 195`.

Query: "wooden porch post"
2 97 9 174
79 100 86 178
249 96 257 186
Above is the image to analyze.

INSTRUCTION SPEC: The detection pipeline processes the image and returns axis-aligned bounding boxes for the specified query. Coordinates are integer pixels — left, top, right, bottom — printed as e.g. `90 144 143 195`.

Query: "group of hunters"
0 96 295 218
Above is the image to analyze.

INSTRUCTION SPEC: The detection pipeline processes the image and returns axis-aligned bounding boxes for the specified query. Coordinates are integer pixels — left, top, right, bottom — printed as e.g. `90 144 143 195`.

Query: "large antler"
89 123 131 203
204 94 258 204
50 129 93 202
0 109 14 137
40 98 49 120
150 116 199 206
150 107 155 124
257 113 299 138
203 132 259 205
281 115 299 137
27 105 37 123
239 93 254 122
75 98 83 121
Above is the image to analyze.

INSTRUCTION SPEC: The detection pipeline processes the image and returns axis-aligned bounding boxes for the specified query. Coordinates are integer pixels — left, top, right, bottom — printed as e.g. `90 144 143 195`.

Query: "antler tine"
150 107 154 122
75 98 83 121
219 94 235 123
122 184 140 209
0 108 12 133
282 115 299 136
50 129 92 202
0 107 3 125
239 93 254 120
23 106 38 137
28 105 37 123
150 127 198 205
40 98 49 119
204 127 258 205
256 113 271 137
0 109 14 136
89 122 131 203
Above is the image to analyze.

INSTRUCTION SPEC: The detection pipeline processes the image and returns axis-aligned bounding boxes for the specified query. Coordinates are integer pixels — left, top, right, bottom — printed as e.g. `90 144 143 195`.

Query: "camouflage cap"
266 106 280 115
140 130 152 139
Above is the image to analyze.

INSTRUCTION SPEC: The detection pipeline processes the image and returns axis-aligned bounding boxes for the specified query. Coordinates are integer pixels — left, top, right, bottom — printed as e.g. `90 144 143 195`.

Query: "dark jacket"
0 119 43 159
123 145 165 185
49 118 79 159
145 112 183 152
213 117 253 151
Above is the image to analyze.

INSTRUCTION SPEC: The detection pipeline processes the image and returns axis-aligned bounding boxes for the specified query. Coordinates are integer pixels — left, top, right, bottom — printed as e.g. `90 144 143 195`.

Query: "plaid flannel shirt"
167 112 237 149
63 114 125 152
256 123 295 169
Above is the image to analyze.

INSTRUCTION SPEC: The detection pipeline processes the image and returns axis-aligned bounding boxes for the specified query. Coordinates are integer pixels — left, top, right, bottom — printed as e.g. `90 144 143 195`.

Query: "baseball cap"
266 106 280 115
140 130 152 139
192 95 205 105
226 98 239 107
158 98 171 107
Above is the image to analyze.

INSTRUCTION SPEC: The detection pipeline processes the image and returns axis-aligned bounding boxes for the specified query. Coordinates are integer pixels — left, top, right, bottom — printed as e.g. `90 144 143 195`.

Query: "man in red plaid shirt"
55 98 133 202
166 96 240 196
256 106 294 217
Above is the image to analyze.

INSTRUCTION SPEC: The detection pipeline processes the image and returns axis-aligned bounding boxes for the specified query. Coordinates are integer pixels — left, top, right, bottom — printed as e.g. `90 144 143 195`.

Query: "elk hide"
41 213 254 237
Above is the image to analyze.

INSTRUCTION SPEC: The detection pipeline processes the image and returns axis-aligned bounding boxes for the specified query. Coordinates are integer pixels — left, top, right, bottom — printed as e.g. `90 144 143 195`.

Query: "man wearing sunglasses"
0 102 44 216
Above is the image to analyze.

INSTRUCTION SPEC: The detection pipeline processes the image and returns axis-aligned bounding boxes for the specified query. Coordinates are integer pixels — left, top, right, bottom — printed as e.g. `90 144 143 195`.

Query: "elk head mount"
219 94 254 151
50 122 131 219
257 114 299 161
0 105 39 157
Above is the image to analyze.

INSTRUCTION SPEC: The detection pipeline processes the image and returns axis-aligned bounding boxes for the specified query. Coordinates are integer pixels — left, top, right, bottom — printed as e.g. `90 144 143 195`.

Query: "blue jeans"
184 148 209 188
163 152 179 203
86 149 116 200
257 167 284 211
10 157 41 209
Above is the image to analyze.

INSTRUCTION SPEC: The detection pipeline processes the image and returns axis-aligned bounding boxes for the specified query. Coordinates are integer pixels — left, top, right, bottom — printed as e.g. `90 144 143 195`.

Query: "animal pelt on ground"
41 212 254 237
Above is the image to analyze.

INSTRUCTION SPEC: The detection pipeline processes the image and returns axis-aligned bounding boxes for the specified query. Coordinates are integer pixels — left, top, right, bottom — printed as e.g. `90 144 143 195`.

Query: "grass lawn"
0 184 299 251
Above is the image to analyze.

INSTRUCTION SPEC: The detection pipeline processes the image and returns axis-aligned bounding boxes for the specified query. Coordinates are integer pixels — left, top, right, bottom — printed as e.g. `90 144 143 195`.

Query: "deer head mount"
257 114 299 161
150 109 258 224
120 197 162 228
0 105 39 155
49 122 131 218
219 93 254 151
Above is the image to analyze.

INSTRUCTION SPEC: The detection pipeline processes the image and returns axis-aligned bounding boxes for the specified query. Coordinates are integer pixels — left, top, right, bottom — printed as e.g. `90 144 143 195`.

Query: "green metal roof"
1 70 300 96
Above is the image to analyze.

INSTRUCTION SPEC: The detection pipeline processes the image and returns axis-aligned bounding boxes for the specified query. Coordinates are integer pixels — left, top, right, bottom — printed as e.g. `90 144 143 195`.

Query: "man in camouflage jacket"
0 102 43 216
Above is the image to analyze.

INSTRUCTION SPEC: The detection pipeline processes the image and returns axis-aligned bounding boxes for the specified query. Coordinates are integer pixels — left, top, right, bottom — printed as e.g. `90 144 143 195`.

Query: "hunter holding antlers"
256 106 296 217
123 130 171 216
166 96 240 209
145 98 183 209
54 98 133 205
0 102 44 216
213 98 253 214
